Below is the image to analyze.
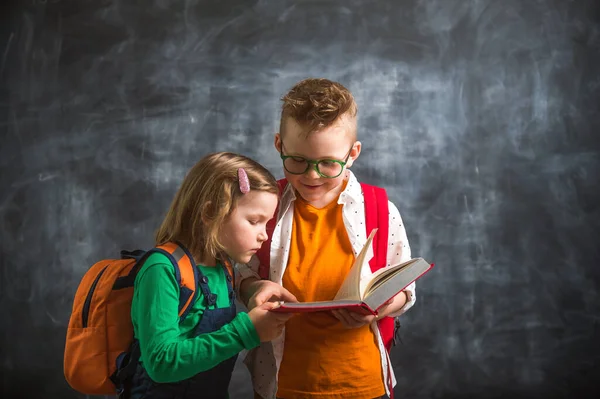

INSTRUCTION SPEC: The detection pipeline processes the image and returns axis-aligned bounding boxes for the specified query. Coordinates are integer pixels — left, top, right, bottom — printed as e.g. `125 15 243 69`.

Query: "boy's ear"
274 133 282 152
346 141 361 168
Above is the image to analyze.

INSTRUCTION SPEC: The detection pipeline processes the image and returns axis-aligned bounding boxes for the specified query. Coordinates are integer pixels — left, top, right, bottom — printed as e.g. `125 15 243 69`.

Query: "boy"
238 78 416 399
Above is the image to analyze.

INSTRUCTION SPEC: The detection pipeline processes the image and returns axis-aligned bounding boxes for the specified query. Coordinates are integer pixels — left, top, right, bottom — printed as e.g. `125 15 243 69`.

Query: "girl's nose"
258 228 268 242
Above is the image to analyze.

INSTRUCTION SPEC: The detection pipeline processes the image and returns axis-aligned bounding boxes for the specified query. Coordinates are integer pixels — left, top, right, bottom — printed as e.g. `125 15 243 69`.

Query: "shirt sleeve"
234 255 261 296
385 201 416 317
132 255 260 383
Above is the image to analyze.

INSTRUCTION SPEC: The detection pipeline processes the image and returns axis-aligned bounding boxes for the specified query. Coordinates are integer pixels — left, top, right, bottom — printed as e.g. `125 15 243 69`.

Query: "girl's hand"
246 279 298 311
248 301 293 342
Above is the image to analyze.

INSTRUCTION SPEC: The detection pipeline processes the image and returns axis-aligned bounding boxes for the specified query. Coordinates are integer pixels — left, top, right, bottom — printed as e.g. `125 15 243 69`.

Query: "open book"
271 229 434 315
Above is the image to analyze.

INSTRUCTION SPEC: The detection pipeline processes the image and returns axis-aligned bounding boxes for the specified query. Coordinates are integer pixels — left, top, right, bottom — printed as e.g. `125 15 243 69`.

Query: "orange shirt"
277 191 384 399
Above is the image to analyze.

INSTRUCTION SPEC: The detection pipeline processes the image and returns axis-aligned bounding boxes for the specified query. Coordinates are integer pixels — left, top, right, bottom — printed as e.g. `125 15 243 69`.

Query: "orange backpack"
64 242 199 396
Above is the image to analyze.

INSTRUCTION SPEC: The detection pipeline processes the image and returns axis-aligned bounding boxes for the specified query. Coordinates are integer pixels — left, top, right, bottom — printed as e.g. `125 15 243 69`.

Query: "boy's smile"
275 116 361 208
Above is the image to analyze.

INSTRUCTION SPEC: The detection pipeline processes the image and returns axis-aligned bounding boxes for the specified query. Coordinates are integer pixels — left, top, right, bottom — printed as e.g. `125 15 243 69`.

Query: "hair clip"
238 168 250 194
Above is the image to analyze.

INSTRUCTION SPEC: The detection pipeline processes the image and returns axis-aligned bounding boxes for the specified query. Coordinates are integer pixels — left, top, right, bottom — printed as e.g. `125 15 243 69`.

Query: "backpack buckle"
110 340 141 396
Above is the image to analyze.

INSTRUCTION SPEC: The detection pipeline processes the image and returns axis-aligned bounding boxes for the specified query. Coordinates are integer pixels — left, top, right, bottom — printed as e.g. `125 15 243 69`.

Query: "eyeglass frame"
279 141 355 178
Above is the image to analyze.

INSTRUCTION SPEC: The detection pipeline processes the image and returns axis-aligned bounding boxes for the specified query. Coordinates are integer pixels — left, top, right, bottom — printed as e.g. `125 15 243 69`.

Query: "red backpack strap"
256 178 288 280
361 185 395 346
363 184 396 345
361 183 396 398
361 183 389 272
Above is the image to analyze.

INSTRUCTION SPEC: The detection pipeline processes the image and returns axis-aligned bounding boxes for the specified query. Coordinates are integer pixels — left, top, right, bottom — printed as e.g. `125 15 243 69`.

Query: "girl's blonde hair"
155 152 279 263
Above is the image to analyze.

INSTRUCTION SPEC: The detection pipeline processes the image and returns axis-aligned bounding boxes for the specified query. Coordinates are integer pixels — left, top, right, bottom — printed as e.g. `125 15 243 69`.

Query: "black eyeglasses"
279 142 354 178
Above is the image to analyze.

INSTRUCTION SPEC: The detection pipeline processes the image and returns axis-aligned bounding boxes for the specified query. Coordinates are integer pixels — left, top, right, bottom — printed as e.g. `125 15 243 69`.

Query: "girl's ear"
201 201 214 224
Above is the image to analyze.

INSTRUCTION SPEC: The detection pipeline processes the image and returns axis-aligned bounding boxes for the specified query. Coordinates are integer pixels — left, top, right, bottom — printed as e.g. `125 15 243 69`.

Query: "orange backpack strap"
256 178 288 280
152 242 199 320
116 242 198 320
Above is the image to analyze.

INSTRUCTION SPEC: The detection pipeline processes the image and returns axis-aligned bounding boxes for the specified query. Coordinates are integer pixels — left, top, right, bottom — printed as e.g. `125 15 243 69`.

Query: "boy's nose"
305 164 321 179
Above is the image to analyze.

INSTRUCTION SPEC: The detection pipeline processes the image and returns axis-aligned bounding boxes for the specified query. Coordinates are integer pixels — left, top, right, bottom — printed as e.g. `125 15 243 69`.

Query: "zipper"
82 266 108 328
393 318 403 346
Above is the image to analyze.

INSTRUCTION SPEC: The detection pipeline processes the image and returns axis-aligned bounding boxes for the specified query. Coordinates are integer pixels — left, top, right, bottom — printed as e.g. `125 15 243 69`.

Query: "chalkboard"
1 1 599 398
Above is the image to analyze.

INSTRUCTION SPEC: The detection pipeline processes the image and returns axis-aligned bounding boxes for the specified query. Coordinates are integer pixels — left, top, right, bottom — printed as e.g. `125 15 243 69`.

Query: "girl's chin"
236 255 253 264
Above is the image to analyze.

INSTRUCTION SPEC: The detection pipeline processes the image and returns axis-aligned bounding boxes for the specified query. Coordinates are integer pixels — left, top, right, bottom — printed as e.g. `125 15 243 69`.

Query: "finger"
346 310 374 324
331 310 355 328
265 321 288 335
278 288 298 303
330 309 344 322
275 312 294 321
268 322 286 336
251 281 299 304
339 309 373 328
277 320 289 329
252 288 277 306
261 306 293 324
268 312 293 323
247 294 265 310
343 315 364 328
247 298 261 310
260 300 284 311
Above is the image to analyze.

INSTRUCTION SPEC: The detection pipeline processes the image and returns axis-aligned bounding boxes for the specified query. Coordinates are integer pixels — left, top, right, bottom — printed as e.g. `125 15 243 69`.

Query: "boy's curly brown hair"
280 78 358 138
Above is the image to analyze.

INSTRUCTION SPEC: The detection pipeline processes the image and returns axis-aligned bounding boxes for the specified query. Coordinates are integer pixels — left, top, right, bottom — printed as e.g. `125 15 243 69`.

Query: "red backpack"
255 179 398 351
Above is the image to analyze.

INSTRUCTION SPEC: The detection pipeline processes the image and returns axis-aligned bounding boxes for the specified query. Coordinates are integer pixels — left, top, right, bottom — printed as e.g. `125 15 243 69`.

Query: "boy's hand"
331 309 377 328
248 301 293 342
246 280 298 311
331 297 395 329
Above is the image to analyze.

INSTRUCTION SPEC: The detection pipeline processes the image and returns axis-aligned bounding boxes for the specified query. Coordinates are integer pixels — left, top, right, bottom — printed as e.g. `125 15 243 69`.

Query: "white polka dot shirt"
235 171 416 399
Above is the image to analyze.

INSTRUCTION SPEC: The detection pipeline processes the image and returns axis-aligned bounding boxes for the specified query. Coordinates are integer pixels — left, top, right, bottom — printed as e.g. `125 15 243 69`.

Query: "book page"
362 258 432 312
363 258 419 295
333 229 377 301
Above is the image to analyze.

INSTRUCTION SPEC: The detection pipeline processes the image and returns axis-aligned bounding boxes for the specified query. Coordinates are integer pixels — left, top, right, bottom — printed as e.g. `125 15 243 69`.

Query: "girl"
129 152 296 399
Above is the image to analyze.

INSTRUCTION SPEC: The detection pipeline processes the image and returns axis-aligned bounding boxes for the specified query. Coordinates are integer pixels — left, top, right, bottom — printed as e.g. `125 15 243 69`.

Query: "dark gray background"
1 0 599 398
